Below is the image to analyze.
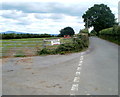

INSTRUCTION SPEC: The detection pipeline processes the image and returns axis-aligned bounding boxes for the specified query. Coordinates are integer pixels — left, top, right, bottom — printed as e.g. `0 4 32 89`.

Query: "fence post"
42 39 46 49
13 41 17 56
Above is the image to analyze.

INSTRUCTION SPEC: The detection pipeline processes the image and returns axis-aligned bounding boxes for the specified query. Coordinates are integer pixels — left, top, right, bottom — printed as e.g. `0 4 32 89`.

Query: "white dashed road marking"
76 72 81 76
81 55 83 57
79 60 83 64
73 77 80 82
70 53 84 95
71 84 78 91
77 67 81 71
80 56 83 60
78 63 82 66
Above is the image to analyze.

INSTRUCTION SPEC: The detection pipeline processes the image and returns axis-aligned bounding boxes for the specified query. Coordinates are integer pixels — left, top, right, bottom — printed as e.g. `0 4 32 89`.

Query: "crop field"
0 37 73 57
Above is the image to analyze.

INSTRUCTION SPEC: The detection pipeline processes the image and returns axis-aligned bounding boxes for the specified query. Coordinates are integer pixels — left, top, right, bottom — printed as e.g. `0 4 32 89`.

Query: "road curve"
2 37 118 95
77 37 118 95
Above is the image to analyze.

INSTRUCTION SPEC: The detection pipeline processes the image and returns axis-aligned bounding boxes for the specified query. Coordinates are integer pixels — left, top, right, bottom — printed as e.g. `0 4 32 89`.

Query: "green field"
1 37 73 57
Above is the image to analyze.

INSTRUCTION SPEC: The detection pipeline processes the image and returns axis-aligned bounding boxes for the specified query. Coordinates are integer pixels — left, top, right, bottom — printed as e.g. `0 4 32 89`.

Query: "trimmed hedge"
99 25 120 45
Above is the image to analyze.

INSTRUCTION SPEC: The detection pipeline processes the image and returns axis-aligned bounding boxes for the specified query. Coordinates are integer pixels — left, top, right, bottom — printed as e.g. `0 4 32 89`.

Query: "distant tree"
90 29 97 36
82 4 116 35
1 33 53 39
79 28 89 33
59 27 75 37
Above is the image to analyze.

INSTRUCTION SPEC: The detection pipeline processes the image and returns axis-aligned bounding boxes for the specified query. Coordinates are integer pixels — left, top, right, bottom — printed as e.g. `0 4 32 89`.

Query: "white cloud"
0 0 119 34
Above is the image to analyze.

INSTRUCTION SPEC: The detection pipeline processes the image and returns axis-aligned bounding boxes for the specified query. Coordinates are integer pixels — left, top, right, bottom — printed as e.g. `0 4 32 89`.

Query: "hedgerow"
37 35 89 55
99 25 120 45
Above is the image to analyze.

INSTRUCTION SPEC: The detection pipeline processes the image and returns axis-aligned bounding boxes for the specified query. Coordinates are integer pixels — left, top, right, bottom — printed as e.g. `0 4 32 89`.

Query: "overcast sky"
0 0 119 34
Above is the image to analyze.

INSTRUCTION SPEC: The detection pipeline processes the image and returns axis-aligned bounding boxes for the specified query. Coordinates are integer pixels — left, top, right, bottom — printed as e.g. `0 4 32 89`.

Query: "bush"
56 43 75 52
99 25 120 45
90 30 97 36
37 35 89 55
99 25 120 36
37 48 50 55
79 28 89 33
99 27 113 35
14 54 26 57
37 48 58 55
77 35 89 47
114 25 120 35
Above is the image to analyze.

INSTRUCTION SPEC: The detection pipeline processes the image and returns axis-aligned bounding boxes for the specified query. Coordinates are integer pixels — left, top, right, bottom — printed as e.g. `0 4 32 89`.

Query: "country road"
2 37 118 95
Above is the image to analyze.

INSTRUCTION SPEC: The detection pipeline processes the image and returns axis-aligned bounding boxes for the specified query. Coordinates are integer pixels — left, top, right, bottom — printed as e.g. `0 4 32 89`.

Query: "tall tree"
60 27 75 36
82 4 116 35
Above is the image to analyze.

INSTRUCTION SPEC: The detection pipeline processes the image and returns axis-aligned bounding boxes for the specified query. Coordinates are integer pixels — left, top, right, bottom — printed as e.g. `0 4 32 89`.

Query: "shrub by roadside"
99 25 120 45
37 35 89 55
14 54 26 57
37 48 57 55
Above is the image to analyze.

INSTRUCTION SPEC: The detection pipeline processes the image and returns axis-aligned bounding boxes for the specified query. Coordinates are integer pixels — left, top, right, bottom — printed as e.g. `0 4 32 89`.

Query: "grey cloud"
2 10 27 19
49 14 65 19
35 13 65 20
1 2 86 16
17 21 30 25
34 14 49 19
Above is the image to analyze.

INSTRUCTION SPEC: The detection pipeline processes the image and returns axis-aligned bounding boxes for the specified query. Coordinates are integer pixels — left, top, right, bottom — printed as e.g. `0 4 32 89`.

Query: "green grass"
1 37 72 47
1 37 73 57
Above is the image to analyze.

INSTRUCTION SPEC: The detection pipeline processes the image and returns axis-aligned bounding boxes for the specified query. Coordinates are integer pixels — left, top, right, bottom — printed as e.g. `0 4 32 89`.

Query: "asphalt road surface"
2 37 118 95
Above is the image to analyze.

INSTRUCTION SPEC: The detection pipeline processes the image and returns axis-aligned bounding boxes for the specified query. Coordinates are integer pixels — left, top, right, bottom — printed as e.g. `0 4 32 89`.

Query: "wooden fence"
1 38 72 57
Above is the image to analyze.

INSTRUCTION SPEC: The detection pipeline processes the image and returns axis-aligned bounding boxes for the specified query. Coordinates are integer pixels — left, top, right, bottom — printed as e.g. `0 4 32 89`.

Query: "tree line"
0 33 55 39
